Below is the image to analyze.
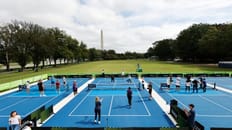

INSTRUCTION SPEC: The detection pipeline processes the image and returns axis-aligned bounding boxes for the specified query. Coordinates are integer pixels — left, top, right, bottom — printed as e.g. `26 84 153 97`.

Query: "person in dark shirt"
72 80 78 95
185 75 191 93
94 96 102 124
101 69 105 77
142 80 145 89
192 79 198 93
111 75 115 83
184 104 196 130
147 82 153 100
37 79 45 97
202 79 207 92
127 87 133 108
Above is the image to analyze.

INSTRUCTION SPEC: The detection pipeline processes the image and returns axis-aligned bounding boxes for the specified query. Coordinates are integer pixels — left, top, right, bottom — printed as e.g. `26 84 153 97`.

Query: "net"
88 82 140 90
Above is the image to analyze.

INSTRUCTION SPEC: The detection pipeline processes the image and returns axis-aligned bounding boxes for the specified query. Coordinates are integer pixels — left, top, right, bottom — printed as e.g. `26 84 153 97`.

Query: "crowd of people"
165 75 208 93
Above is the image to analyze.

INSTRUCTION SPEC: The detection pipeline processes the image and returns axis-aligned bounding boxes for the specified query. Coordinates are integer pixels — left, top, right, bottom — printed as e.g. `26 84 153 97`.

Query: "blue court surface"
42 77 174 128
0 78 89 128
206 77 232 90
144 77 232 130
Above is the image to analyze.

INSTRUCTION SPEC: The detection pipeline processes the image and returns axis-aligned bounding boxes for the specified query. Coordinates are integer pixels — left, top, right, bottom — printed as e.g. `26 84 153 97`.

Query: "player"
185 75 191 93
127 87 133 108
72 80 78 95
167 75 173 89
126 75 132 83
38 79 45 97
94 96 103 124
184 104 196 130
55 79 60 94
147 82 153 100
63 76 67 87
175 77 181 91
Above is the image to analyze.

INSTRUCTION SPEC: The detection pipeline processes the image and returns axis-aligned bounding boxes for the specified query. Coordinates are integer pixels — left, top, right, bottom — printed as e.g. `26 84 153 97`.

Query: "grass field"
0 59 232 84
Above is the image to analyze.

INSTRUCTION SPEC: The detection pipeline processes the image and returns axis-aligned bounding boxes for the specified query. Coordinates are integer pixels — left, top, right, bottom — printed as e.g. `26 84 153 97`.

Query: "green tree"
175 24 209 62
153 39 175 60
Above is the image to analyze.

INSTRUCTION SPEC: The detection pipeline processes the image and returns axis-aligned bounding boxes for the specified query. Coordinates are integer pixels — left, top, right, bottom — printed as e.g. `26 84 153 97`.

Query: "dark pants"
127 96 132 106
192 85 198 93
185 86 190 92
95 109 101 121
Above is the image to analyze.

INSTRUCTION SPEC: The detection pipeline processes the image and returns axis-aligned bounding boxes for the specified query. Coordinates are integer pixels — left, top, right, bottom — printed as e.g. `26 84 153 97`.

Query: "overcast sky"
0 0 232 53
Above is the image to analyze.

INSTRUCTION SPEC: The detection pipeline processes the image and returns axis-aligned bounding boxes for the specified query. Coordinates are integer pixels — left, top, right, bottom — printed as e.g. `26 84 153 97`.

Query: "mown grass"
0 59 232 84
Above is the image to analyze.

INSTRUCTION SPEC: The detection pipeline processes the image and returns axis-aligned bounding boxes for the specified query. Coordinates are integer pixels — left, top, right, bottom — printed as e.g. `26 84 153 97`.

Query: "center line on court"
108 96 114 116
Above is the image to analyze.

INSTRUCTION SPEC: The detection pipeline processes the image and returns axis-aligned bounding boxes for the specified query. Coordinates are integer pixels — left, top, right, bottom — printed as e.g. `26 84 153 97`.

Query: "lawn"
0 59 232 84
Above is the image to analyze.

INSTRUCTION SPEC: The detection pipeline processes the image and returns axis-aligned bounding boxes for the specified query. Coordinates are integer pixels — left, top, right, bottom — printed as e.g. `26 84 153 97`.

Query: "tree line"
0 20 143 71
146 23 232 63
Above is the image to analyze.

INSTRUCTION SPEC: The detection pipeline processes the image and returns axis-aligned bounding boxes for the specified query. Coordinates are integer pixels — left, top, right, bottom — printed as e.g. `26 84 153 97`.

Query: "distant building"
218 61 232 68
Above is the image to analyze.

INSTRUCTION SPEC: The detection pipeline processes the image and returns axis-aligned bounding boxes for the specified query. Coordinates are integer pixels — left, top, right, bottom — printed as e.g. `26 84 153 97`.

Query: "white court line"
196 114 232 117
68 91 91 116
137 88 151 116
69 94 151 117
70 114 151 117
153 81 232 116
0 98 29 111
199 95 232 113
108 96 114 116
0 96 57 117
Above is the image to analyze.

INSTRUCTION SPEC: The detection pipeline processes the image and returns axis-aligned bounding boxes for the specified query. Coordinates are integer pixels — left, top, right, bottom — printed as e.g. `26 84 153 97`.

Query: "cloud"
0 0 232 53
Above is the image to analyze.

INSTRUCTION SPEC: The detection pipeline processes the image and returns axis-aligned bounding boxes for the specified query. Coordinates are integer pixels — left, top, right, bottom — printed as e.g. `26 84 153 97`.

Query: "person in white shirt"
26 81 30 94
9 111 21 130
175 77 181 91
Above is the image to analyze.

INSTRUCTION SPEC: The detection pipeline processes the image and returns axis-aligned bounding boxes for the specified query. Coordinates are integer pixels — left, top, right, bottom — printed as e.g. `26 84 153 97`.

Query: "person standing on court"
94 96 102 124
72 80 78 95
175 77 181 91
185 75 191 93
101 69 105 77
111 75 115 83
9 111 21 130
127 75 132 83
127 87 133 108
184 104 196 130
142 80 145 89
166 75 173 89
147 82 153 100
192 79 198 93
26 81 30 94
62 76 67 87
55 79 60 94
38 79 45 97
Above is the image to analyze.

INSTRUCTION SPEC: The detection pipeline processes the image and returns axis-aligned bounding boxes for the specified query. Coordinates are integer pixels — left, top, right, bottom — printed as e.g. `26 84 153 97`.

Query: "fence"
0 74 48 92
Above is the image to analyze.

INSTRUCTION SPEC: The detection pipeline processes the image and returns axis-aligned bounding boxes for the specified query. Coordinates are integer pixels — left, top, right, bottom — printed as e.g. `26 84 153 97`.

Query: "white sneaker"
98 121 101 124
94 120 97 123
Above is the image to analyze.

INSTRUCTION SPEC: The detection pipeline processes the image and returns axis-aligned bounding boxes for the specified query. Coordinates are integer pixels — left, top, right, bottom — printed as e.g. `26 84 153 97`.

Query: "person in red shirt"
55 80 60 94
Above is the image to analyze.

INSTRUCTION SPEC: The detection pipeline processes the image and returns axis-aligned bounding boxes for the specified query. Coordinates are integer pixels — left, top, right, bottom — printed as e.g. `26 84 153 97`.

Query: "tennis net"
88 82 141 90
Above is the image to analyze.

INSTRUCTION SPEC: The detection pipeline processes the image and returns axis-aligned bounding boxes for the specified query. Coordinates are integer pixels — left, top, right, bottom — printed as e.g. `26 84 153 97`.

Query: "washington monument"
100 29 103 50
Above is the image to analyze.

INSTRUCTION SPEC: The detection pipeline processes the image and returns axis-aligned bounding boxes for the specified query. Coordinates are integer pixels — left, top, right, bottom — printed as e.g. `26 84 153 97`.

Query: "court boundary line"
0 98 29 111
69 81 151 117
68 91 91 116
137 88 151 116
108 96 113 116
199 95 232 113
69 114 151 117
69 94 151 117
151 80 232 117
166 90 232 117
0 96 57 117
197 114 232 117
